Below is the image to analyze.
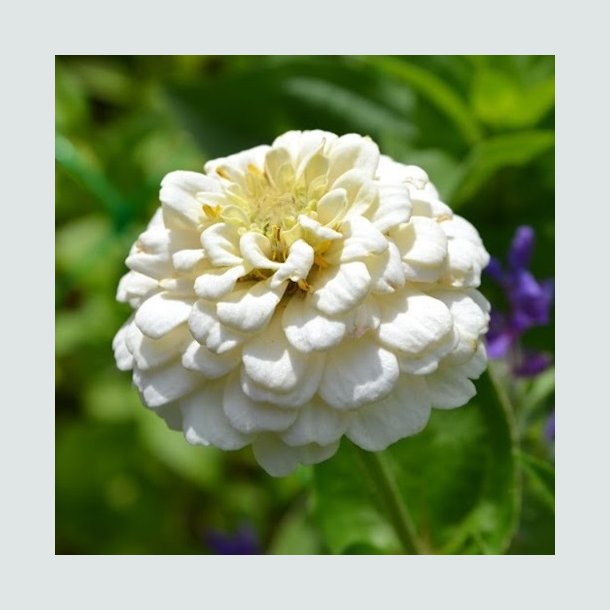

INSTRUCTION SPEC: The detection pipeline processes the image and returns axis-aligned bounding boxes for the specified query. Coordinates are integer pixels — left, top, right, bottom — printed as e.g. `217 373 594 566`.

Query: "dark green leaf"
314 370 519 554
364 56 483 146
450 130 554 204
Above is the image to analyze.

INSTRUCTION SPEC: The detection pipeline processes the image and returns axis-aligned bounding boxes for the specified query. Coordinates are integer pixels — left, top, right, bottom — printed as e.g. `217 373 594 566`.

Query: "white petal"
346 374 431 451
425 366 477 409
205 145 270 179
433 289 490 364
251 434 341 476
319 337 399 410
311 261 371 316
281 397 348 446
331 169 377 217
216 279 285 333
316 188 348 225
205 145 270 176
172 249 205 272
369 183 412 232
117 271 158 306
327 134 380 183
325 216 387 264
272 130 337 168
377 289 453 355
298 214 342 241
223 376 298 434
240 232 281 270
155 402 183 431
344 297 380 338
401 259 445 283
376 156 429 185
263 146 295 192
441 215 489 287
296 441 341 466
367 242 405 294
182 340 241 378
458 342 488 378
396 349 447 375
251 434 300 477
205 321 248 354
194 264 248 299
181 379 250 450
282 294 346 352
241 313 322 394
240 362 324 407
392 216 448 267
126 322 189 370
134 293 192 339
188 299 216 343
444 238 487 287
270 239 315 287
133 361 201 408
160 171 220 229
126 239 172 279
200 223 243 267
113 320 134 371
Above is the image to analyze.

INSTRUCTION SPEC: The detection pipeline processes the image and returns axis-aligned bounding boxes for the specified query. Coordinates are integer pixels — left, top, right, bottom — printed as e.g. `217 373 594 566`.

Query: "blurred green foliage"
55 55 554 554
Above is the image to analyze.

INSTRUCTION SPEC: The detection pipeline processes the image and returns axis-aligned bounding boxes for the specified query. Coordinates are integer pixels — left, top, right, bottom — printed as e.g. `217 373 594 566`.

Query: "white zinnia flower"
113 130 490 476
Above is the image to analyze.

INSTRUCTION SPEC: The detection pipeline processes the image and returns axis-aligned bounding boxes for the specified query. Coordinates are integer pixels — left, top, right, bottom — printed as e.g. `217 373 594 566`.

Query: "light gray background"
2 0 606 607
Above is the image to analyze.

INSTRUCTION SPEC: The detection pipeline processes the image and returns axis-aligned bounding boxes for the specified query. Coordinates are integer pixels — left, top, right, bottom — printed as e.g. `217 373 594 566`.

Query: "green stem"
354 445 421 554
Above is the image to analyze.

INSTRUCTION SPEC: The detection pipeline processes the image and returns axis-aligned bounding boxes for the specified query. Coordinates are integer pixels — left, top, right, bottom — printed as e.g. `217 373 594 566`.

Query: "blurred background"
55 55 554 554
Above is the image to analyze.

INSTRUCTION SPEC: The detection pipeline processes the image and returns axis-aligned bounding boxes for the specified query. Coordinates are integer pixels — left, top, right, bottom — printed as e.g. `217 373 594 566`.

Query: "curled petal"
282 294 347 352
223 375 298 434
135 293 193 340
319 337 399 410
216 280 285 333
311 261 371 316
346 374 431 451
181 379 250 450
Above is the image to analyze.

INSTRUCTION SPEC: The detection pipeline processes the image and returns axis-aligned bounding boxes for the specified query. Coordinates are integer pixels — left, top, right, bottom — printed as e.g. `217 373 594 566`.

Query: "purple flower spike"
508 225 535 271
485 226 553 377
205 524 261 555
513 351 552 377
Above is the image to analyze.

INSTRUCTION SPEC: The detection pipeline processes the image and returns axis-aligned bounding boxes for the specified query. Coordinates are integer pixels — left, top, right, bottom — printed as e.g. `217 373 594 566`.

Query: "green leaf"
364 56 483 146
268 503 321 555
135 404 222 490
313 440 401 554
521 366 555 414
472 69 554 129
55 133 133 228
164 57 418 157
450 130 555 205
281 76 415 143
517 451 554 514
313 369 519 554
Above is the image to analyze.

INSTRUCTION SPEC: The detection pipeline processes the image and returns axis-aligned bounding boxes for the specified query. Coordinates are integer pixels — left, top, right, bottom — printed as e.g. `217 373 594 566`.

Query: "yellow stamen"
314 254 329 269
202 204 221 219
297 279 312 292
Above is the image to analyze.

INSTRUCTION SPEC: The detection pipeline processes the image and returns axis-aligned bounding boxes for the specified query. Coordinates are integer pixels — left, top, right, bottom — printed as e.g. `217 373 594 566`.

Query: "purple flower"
204 524 261 555
485 226 553 377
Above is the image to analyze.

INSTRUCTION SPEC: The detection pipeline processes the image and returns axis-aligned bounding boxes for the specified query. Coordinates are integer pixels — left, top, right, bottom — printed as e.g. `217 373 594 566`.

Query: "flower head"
485 226 553 376
113 130 490 476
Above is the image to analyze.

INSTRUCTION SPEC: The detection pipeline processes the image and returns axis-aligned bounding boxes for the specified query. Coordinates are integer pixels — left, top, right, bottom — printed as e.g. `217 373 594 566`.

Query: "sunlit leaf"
472 69 554 129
